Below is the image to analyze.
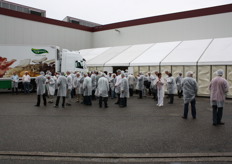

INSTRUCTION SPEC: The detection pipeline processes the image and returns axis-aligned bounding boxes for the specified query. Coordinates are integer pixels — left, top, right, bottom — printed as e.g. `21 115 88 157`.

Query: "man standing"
22 71 31 94
46 75 55 103
35 72 46 107
115 70 122 104
128 73 135 97
11 72 19 94
97 73 109 108
66 71 72 106
155 73 165 107
54 72 67 108
176 73 183 98
167 73 176 104
120 73 129 108
137 72 144 99
181 71 198 119
83 73 92 105
209 69 229 126
91 71 97 100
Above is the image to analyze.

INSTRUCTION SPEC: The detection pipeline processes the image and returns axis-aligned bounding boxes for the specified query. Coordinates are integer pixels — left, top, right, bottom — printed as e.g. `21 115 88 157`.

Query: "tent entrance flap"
113 67 128 73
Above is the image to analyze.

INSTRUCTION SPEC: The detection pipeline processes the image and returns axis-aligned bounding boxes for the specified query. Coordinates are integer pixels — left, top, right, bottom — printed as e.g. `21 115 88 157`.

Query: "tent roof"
198 37 232 65
161 39 212 65
79 47 110 61
130 41 180 66
87 45 131 66
105 43 153 66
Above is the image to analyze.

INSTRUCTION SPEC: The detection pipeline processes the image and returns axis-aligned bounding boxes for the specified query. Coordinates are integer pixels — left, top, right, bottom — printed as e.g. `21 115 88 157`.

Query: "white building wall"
92 13 232 48
0 15 92 50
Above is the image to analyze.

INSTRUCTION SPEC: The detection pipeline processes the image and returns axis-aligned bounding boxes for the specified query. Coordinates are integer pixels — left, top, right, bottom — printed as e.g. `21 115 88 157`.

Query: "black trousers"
92 90 96 100
168 94 174 103
99 97 108 107
139 90 142 98
129 88 134 97
55 96 65 107
36 94 47 106
212 105 223 124
178 90 183 98
84 96 92 105
115 93 120 104
120 97 127 107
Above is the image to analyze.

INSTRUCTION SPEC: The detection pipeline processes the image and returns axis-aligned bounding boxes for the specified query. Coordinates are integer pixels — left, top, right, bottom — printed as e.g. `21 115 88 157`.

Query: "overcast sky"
8 0 232 24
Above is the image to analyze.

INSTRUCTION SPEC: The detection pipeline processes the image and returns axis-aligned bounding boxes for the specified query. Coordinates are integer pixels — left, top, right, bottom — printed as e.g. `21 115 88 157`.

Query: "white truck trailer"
0 45 88 91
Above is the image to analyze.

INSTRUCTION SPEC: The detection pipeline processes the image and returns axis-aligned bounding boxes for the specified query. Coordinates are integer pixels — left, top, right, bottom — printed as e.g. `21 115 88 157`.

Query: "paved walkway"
0 93 232 163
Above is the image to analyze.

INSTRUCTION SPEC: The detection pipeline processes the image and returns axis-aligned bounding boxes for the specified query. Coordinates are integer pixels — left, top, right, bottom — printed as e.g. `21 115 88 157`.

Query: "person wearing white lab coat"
83 73 92 105
176 73 183 98
11 72 19 94
181 71 198 119
137 72 144 99
114 70 122 104
91 71 97 100
66 71 72 106
97 73 109 108
128 73 135 97
150 71 158 101
46 75 55 103
154 73 165 107
167 73 177 104
73 72 82 102
35 71 46 107
54 72 67 108
120 73 129 107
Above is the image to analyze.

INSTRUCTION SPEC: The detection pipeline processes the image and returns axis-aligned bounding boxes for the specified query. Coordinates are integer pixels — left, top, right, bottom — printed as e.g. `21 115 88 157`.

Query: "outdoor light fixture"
115 29 120 33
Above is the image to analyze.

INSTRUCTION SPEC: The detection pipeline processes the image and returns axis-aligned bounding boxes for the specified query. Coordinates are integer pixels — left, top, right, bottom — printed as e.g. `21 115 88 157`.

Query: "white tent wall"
197 66 211 96
227 66 232 98
150 66 160 73
183 66 197 78
103 67 113 73
139 66 149 74
172 66 184 78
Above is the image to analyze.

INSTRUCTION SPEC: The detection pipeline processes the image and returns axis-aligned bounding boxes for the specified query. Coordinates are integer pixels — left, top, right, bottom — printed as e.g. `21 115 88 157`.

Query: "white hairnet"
216 69 224 76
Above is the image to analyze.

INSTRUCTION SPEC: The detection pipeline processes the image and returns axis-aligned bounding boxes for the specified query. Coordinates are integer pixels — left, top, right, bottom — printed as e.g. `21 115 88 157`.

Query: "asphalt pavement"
0 92 232 164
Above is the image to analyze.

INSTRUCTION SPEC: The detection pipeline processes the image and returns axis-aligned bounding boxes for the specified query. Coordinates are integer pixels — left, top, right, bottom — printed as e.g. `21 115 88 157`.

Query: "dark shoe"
62 105 65 108
115 102 119 104
66 103 71 106
105 106 108 108
218 122 225 125
182 116 187 119
213 123 217 126
193 117 196 119
44 103 47 106
34 105 40 107
99 105 102 108
54 105 58 108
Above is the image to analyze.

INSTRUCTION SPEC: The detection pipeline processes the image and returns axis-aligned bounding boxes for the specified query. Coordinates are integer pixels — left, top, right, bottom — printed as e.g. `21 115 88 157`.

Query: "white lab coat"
36 75 46 95
167 76 177 94
120 77 129 98
97 77 109 97
46 78 55 96
83 76 92 96
115 75 122 94
67 74 73 90
155 77 165 106
57 75 67 97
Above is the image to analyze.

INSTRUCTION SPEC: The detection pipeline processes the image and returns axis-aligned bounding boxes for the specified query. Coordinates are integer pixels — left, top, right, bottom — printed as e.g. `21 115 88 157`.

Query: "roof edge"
93 4 232 32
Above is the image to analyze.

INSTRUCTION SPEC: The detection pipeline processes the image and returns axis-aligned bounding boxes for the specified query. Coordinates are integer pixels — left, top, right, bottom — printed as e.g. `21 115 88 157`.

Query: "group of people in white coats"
34 69 229 126
34 70 130 109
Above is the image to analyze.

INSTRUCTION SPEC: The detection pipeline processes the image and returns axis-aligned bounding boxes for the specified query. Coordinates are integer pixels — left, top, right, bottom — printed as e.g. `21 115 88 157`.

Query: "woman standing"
154 73 165 107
